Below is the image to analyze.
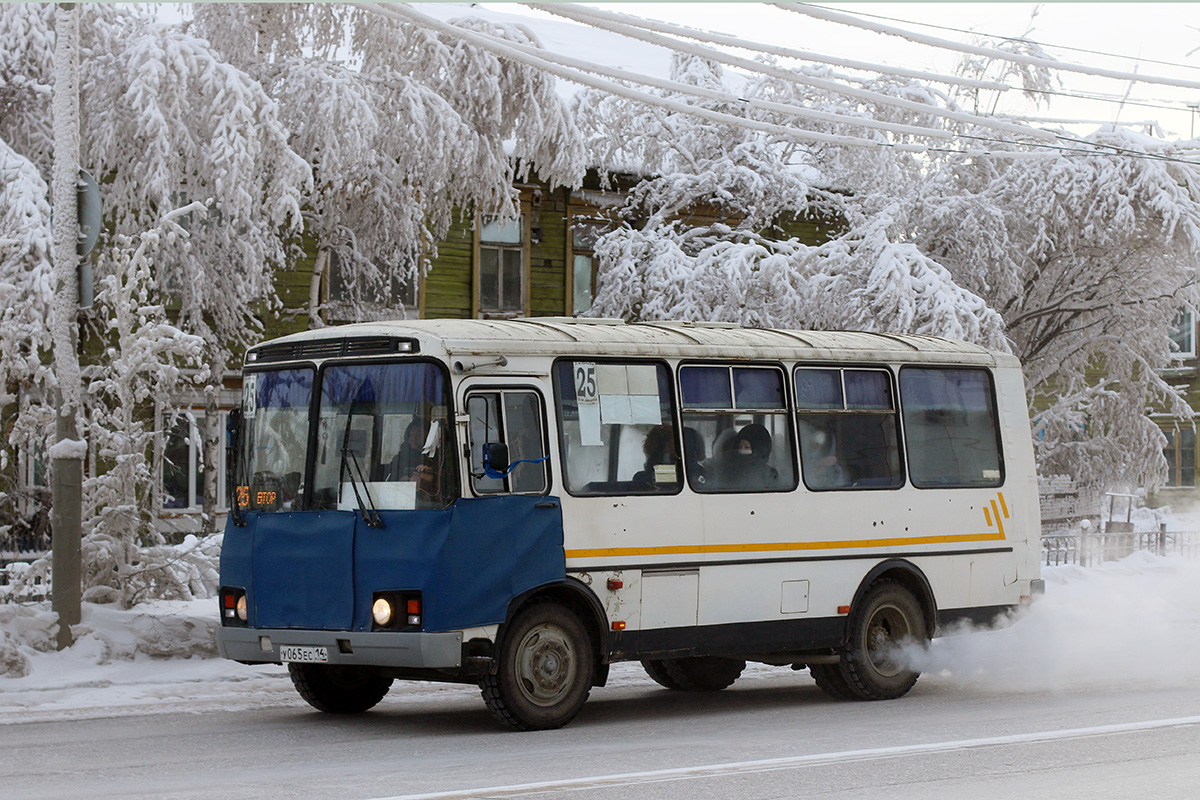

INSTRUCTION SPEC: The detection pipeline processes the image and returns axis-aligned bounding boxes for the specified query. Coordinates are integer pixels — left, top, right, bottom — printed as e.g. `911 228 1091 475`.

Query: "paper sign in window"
597 364 661 426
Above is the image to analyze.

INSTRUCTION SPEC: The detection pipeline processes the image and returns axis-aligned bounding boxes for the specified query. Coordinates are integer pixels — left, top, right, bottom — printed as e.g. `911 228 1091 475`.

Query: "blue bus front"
216 357 566 675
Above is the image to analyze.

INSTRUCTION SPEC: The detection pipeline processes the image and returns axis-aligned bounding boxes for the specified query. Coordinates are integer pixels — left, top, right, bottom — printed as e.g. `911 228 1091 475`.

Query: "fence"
1041 525 1200 566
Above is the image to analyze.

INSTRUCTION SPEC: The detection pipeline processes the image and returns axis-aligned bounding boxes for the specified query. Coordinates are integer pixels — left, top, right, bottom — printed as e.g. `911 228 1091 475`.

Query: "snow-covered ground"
3 514 1199 725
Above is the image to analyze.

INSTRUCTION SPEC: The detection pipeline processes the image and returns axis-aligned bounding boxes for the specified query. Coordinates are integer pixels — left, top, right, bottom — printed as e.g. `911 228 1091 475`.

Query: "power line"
777 2 1200 93
802 2 1200 77
359 3 1200 168
529 3 1052 141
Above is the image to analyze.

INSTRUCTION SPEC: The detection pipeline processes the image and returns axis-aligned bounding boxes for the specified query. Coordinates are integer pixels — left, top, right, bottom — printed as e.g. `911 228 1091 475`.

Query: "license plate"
279 645 328 663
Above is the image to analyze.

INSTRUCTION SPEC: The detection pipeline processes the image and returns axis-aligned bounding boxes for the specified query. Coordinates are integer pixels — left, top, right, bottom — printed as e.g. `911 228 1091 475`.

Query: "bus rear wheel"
808 662 858 700
288 663 392 713
641 659 684 689
656 657 745 691
481 601 594 731
839 580 928 700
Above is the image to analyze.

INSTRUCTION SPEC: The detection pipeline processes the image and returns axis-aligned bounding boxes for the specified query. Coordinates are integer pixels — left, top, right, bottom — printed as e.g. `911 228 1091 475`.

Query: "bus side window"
467 390 549 495
680 365 796 493
795 367 903 490
553 361 681 495
899 367 1003 488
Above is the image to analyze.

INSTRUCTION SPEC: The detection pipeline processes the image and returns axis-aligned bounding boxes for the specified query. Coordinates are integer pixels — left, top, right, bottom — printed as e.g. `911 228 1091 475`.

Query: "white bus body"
217 318 1041 730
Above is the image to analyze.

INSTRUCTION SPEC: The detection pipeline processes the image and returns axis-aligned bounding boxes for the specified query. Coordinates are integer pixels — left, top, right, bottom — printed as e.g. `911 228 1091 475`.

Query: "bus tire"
641 659 685 690
660 656 745 691
288 663 392 713
840 580 927 700
481 600 594 731
808 663 858 700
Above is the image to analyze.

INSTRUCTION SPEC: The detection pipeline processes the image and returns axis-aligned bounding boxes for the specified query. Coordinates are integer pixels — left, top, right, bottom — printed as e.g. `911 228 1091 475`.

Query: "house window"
1170 308 1196 359
479 216 524 316
1165 426 1196 487
571 221 611 315
162 412 230 510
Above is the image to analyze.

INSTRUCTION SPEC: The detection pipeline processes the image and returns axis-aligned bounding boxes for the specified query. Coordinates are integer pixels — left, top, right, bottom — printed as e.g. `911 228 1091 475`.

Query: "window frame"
1169 307 1196 360
551 357 683 497
898 365 1005 490
464 385 552 497
678 361 799 494
793 364 905 492
161 409 232 513
476 214 528 318
569 219 612 316
325 248 419 319
1164 423 1197 488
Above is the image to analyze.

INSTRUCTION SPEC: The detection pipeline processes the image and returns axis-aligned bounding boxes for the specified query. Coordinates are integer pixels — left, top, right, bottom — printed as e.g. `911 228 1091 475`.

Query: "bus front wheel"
839 580 928 700
288 663 392 713
481 600 595 731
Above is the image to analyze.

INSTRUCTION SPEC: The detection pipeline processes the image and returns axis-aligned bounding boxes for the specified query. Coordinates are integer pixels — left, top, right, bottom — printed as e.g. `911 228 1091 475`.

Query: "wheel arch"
849 559 937 638
501 577 610 686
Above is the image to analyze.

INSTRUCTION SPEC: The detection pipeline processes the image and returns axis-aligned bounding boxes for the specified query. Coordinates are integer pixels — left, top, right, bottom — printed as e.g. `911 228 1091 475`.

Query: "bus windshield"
311 361 457 511
240 367 314 511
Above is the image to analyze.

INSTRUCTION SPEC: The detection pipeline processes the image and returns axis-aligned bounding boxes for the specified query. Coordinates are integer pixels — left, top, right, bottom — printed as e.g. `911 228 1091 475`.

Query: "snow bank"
0 598 218 679
905 552 1200 692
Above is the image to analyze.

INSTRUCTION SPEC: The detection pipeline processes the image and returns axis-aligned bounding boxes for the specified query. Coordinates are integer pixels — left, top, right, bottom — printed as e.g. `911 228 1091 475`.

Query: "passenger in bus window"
681 427 709 488
633 424 680 489
798 417 847 489
716 423 779 490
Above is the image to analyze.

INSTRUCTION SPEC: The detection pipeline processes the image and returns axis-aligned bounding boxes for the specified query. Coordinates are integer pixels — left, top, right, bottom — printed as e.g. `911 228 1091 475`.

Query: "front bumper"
217 627 464 668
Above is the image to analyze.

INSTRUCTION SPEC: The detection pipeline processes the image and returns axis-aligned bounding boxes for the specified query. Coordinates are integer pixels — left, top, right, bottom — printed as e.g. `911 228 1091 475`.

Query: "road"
3 663 1199 799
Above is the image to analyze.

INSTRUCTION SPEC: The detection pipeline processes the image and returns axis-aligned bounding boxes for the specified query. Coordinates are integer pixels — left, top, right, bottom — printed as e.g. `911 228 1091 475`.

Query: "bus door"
439 385 566 623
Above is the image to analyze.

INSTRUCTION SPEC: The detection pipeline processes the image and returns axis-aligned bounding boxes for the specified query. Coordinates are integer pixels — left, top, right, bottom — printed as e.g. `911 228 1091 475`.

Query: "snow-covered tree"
188 3 587 530
188 2 586 325
1 3 310 574
581 55 1006 344
79 207 207 607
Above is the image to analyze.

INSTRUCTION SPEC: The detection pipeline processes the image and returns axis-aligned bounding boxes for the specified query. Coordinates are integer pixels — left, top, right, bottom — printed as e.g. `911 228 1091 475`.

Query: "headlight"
372 597 394 627
236 594 247 621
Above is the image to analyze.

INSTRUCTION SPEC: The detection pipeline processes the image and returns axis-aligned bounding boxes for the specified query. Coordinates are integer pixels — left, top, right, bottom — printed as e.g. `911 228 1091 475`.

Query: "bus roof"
249 318 1012 367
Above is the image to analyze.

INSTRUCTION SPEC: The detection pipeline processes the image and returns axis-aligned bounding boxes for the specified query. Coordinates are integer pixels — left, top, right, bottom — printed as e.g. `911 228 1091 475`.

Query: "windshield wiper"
338 403 383 529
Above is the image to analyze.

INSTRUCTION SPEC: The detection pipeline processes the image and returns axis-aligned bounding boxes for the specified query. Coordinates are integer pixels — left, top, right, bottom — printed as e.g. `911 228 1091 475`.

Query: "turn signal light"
837 605 851 615
612 621 626 631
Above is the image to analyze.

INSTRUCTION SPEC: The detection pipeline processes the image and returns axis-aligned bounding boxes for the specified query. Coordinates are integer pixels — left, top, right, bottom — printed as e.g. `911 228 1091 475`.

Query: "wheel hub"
866 602 911 677
517 626 576 706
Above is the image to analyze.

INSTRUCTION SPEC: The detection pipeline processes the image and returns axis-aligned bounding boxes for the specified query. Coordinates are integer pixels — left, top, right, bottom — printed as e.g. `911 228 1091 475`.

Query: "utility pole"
50 2 83 650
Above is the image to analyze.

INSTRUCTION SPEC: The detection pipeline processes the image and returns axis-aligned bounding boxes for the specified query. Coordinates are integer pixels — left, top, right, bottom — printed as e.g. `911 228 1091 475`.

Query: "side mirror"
483 442 510 477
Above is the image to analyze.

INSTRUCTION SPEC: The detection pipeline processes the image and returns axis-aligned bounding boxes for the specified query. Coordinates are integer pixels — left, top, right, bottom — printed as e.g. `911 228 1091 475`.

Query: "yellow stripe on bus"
998 491 1009 518
990 500 1005 538
564 531 1008 560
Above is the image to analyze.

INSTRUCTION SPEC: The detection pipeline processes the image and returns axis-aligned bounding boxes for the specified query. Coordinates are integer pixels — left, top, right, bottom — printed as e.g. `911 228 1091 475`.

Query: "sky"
429 2 1200 140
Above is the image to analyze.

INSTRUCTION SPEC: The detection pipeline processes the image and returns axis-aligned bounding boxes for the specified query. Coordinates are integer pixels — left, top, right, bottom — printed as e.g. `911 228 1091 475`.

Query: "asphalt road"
4 664 1199 799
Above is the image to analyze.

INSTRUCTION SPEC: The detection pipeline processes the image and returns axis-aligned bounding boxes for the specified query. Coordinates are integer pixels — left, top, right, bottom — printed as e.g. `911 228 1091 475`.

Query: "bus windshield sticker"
574 362 603 445
243 373 257 416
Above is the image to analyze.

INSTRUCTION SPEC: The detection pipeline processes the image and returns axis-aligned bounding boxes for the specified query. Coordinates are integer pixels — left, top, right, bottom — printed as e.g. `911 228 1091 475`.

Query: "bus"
217 318 1042 731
